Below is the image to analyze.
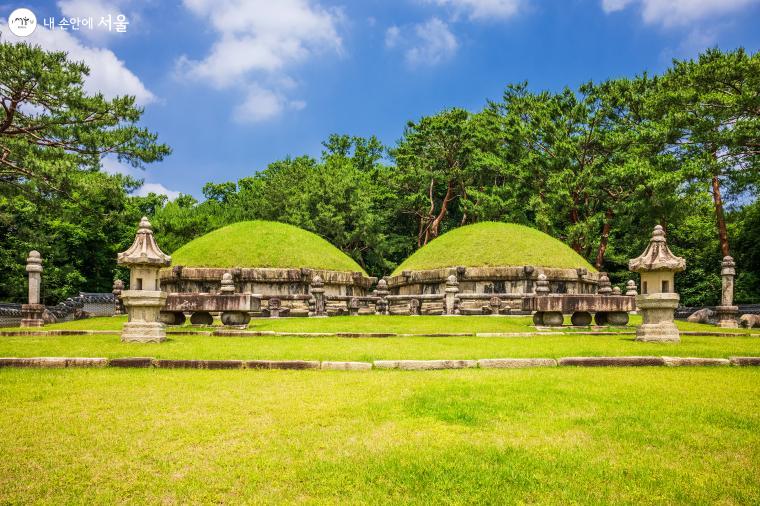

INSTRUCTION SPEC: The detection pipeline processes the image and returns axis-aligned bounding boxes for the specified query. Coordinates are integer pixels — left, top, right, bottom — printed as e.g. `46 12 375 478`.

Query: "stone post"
715 256 738 328
444 274 459 315
20 250 45 327
220 272 235 293
625 280 638 297
535 274 550 295
629 225 685 343
309 275 326 317
117 217 171 343
597 273 612 295
112 279 124 315
374 279 389 315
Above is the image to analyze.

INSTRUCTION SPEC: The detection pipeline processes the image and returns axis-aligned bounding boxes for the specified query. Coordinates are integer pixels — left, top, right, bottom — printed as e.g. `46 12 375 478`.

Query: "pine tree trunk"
711 175 731 258
594 209 613 270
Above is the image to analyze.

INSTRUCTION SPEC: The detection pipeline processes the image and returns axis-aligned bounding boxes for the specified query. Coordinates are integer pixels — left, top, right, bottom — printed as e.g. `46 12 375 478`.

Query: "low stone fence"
0 292 116 327
386 294 445 315
0 303 22 328
676 304 760 321
1 355 758 370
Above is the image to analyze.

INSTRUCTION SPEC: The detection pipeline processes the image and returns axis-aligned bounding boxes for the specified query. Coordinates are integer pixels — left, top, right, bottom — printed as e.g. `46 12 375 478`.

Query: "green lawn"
392 222 596 275
8 314 753 335
1 368 758 503
1 332 758 360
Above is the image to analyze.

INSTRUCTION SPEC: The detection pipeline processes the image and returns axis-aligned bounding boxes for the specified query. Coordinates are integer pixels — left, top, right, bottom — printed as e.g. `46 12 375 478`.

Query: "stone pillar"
112 279 124 315
444 274 460 315
625 280 638 296
117 217 171 343
309 275 326 317
20 250 45 327
715 256 738 328
629 225 686 343
374 279 389 315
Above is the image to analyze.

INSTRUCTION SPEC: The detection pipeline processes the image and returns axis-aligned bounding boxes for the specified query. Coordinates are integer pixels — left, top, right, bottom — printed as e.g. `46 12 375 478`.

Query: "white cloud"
428 0 523 20
601 0 760 27
177 0 342 121
134 183 181 200
58 0 126 27
385 25 401 48
101 158 181 200
404 18 458 67
0 22 155 105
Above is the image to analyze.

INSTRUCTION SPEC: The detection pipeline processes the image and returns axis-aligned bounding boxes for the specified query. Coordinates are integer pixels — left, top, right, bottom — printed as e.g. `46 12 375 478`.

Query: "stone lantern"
715 256 738 328
117 217 171 343
629 225 685 342
20 250 45 327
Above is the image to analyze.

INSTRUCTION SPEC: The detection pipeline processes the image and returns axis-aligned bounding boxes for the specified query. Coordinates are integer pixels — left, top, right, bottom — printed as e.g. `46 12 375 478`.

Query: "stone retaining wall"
2 356 758 369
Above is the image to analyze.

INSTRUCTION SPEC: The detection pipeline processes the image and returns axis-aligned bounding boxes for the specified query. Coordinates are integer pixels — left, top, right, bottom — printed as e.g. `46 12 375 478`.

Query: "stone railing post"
625 280 638 296
716 256 738 328
373 279 389 315
20 250 45 327
309 275 325 317
597 273 612 295
445 274 459 315
112 279 124 315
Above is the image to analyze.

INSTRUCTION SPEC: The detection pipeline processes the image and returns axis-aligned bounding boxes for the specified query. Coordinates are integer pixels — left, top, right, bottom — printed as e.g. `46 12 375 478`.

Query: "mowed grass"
168 220 366 272
15 313 754 335
1 368 758 503
392 222 596 275
1 332 759 360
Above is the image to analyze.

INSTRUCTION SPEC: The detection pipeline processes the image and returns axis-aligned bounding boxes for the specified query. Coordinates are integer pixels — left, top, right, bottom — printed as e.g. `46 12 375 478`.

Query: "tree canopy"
0 42 758 306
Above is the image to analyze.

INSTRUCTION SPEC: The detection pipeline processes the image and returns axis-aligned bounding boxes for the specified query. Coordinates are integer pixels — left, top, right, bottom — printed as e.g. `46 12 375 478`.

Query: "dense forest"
1 42 758 306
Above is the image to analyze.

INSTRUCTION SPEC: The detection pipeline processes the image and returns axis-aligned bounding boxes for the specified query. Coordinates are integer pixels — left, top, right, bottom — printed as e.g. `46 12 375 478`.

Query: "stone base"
121 322 166 343
635 293 680 343
20 303 45 327
635 322 680 343
715 305 738 328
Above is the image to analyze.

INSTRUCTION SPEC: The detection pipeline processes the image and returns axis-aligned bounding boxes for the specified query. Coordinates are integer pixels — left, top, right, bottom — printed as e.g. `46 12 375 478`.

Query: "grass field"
10 314 754 335
1 368 758 503
1 332 759 360
392 222 596 275
168 220 366 272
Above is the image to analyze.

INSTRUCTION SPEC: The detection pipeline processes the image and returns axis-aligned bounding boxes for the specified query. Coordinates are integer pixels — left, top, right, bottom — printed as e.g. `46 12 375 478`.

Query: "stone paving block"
65 357 108 368
154 359 243 369
109 357 154 368
373 360 400 369
374 359 477 370
729 356 760 366
558 356 665 367
478 358 557 368
244 360 319 370
321 361 373 370
662 357 730 367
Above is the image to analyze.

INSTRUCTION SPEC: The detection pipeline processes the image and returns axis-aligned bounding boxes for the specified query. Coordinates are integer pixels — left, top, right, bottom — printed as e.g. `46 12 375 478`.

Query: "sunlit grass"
1 368 758 503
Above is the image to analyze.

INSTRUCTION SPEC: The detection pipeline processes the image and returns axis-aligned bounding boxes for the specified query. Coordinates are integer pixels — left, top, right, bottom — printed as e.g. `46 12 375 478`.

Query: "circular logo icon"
8 8 37 37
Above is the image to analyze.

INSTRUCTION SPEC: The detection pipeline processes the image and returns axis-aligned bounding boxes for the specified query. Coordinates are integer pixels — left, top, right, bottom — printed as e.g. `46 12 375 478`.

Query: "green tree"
0 41 170 302
659 48 760 258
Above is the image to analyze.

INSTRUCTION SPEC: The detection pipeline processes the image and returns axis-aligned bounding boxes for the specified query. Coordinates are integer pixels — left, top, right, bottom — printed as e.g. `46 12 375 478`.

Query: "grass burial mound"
170 220 365 273
392 222 595 275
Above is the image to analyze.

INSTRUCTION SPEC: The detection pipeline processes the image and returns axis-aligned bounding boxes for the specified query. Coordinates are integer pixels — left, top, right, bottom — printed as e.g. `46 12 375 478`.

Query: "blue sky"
3 0 760 198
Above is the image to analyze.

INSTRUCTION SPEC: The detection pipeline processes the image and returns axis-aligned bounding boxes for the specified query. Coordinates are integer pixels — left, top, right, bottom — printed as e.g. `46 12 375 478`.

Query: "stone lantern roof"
117 217 171 267
629 225 685 273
